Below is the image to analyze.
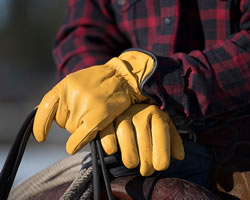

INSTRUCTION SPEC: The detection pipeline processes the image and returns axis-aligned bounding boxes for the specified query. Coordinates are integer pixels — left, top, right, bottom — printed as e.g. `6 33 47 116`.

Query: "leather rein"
0 109 114 200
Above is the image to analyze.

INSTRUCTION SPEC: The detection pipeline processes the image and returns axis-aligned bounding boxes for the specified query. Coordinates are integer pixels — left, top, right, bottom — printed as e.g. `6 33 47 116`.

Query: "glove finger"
116 118 140 169
66 124 98 155
151 113 171 171
132 117 154 176
64 104 82 134
100 123 118 155
55 93 69 130
169 121 185 160
33 89 59 142
54 79 78 133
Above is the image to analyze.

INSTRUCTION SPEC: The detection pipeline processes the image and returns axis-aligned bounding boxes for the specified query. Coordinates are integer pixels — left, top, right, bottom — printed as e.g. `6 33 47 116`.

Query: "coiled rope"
8 151 93 200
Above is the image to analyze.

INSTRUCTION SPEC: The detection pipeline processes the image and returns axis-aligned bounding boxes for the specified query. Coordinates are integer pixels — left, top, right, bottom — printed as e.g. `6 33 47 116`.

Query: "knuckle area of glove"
146 105 168 117
150 108 171 123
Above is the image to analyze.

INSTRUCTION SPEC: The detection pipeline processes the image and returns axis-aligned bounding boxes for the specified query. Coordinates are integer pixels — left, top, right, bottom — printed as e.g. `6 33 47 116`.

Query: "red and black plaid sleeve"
52 0 130 79
147 0 250 118
53 0 250 118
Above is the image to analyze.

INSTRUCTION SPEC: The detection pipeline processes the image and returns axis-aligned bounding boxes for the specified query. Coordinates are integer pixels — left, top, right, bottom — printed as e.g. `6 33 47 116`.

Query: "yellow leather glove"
100 104 185 176
33 50 155 154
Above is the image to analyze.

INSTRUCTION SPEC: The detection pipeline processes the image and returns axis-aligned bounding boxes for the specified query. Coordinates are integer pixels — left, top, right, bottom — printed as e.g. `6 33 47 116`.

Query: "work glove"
33 50 156 154
100 104 185 176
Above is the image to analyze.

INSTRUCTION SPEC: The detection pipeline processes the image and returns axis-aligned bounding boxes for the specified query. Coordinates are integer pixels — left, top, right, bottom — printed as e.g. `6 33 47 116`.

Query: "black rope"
0 108 115 200
90 139 100 200
96 138 114 200
0 109 37 200
91 137 115 200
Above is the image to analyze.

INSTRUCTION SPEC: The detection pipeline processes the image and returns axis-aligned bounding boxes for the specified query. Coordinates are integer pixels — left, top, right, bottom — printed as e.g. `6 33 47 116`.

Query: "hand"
100 104 185 176
33 50 155 154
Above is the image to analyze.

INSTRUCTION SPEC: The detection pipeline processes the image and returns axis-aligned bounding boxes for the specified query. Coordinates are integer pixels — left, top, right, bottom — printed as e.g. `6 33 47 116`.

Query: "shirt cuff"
142 54 185 115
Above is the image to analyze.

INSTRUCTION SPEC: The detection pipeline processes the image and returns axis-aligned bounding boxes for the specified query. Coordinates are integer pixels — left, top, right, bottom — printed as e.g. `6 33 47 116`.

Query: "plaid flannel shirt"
53 0 250 119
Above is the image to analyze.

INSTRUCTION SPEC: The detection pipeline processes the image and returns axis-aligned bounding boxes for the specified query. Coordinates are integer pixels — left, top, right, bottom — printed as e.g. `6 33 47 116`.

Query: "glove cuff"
118 48 158 102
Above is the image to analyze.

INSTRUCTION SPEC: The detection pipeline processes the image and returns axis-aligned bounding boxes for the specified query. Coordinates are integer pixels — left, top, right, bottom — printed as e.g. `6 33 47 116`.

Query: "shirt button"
117 0 125 5
163 17 171 25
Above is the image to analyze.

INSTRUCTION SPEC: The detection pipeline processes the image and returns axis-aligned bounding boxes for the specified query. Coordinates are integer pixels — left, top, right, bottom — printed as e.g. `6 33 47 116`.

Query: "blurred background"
0 0 87 185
